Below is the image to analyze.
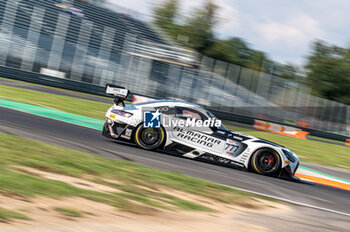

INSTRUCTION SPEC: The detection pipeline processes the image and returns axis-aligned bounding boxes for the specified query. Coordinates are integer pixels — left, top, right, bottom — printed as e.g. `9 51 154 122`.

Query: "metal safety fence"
0 0 349 136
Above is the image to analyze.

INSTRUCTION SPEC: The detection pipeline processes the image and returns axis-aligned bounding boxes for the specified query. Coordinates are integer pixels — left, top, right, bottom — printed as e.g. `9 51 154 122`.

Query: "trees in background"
204 38 253 67
152 0 293 78
305 41 350 105
183 0 218 52
153 1 349 104
153 0 179 36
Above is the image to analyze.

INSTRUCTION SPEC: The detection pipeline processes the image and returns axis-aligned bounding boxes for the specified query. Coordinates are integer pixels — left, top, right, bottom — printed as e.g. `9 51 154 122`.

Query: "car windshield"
206 110 228 131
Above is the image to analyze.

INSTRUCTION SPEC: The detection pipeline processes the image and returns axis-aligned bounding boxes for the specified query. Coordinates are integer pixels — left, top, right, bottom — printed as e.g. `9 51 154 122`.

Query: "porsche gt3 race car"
102 85 299 178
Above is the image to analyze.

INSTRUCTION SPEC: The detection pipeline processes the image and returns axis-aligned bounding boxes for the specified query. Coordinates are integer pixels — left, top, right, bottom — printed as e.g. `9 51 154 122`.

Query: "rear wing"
105 84 130 106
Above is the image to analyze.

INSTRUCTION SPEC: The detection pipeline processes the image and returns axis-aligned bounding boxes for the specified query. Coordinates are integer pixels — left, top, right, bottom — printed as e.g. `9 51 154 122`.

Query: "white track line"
223 184 350 217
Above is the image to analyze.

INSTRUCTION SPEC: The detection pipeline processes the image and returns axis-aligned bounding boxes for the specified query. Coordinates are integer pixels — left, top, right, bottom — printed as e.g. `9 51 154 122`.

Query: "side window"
176 107 207 121
182 109 201 120
155 106 177 115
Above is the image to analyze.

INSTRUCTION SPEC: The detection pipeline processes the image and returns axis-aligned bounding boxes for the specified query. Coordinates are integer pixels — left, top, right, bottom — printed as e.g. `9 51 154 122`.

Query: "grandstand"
0 0 348 135
0 0 166 82
0 0 270 107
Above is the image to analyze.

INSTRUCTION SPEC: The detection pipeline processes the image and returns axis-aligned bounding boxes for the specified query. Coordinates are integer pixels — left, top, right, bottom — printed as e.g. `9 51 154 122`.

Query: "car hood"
228 130 285 148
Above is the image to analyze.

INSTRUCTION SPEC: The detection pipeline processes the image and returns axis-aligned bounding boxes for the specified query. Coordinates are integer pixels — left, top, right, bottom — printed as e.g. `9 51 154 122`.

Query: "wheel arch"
248 147 283 175
133 122 168 150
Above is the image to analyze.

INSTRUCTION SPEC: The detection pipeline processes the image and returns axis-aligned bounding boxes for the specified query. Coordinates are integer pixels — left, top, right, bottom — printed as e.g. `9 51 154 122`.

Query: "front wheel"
134 125 165 150
250 148 281 176
102 122 112 138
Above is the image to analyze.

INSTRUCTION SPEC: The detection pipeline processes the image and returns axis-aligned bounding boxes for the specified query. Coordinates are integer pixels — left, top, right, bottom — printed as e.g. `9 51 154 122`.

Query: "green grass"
0 132 272 215
0 207 29 222
227 125 350 171
1 81 349 171
0 84 110 120
54 207 83 218
0 77 112 101
307 135 346 145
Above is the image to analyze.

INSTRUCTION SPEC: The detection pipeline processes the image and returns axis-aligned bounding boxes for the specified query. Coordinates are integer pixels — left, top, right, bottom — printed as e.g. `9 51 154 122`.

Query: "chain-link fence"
0 0 349 135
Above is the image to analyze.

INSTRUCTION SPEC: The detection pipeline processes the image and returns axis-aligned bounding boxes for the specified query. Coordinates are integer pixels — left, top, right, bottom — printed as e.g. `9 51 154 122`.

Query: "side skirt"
197 153 246 169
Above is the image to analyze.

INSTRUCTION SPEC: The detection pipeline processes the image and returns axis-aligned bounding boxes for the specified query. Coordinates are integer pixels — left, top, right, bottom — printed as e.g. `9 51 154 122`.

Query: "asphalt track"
1 106 349 217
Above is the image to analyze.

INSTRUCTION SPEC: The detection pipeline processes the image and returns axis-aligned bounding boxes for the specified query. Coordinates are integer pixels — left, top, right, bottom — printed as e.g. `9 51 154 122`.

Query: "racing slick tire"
250 148 281 176
134 124 165 150
102 122 113 139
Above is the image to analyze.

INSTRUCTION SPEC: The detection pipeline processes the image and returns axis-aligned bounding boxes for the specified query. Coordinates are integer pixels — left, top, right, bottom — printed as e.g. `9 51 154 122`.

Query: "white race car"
102 85 299 178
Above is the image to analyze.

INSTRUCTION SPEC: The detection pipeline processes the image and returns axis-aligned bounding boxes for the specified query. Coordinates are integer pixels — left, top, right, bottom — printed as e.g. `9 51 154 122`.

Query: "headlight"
282 149 297 163
111 109 133 117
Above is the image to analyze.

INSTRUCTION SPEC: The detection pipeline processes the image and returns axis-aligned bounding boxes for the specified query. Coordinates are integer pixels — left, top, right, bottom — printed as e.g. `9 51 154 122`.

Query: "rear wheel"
250 148 281 176
134 125 165 150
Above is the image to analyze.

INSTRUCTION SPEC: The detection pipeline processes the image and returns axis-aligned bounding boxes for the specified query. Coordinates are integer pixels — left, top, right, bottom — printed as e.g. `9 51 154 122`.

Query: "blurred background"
0 0 349 136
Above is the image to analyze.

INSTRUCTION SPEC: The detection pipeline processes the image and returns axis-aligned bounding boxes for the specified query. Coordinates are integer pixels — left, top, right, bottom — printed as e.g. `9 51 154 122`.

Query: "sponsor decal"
173 127 222 148
125 128 132 137
143 110 161 128
224 139 240 157
121 128 133 139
